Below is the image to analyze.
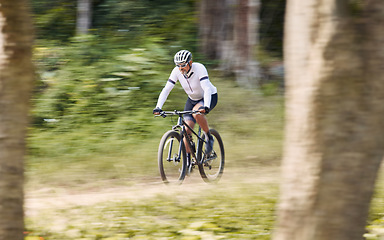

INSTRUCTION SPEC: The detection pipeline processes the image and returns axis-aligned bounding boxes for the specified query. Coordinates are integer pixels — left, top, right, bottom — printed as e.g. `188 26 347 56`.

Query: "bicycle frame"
179 117 205 163
160 110 206 164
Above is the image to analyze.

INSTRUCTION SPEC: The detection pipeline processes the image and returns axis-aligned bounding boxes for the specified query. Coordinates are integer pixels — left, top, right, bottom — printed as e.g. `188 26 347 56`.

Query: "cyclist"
153 50 218 157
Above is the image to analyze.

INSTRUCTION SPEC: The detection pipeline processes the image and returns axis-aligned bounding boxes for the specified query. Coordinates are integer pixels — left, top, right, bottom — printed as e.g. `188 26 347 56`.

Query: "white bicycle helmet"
174 50 192 65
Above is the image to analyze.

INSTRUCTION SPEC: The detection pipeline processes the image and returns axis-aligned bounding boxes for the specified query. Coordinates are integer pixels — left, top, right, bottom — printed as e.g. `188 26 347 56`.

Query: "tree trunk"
0 0 34 239
198 0 261 87
233 0 260 87
198 0 222 60
77 0 92 35
273 1 384 240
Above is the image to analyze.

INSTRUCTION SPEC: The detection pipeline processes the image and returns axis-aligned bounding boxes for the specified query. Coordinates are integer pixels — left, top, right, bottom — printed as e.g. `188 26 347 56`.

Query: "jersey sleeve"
200 78 213 108
156 80 175 109
197 64 213 108
156 68 179 109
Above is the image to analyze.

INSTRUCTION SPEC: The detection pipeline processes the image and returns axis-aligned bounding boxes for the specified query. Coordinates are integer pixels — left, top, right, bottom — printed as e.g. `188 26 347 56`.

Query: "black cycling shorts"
184 93 218 123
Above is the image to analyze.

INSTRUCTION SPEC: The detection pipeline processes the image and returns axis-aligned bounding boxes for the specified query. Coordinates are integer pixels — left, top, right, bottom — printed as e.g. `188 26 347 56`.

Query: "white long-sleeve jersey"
156 62 217 109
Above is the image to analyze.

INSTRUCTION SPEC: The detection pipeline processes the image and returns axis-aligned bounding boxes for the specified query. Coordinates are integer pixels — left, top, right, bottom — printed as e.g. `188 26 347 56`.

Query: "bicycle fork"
166 138 174 162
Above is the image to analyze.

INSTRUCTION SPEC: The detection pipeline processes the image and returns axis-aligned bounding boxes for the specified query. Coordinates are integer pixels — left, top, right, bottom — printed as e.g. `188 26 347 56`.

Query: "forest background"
24 0 384 239
29 0 285 186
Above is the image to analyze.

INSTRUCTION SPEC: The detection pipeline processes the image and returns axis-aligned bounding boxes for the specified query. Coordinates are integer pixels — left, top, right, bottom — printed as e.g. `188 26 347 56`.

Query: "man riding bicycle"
153 50 218 158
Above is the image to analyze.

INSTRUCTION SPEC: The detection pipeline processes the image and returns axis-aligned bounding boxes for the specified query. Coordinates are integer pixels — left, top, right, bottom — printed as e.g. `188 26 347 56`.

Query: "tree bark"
77 0 92 35
273 1 384 240
233 0 260 87
0 0 34 239
198 0 222 60
198 0 261 87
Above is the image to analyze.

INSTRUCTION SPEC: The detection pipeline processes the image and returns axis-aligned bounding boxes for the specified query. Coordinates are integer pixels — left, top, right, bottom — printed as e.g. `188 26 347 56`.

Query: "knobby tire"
158 130 187 184
197 129 225 183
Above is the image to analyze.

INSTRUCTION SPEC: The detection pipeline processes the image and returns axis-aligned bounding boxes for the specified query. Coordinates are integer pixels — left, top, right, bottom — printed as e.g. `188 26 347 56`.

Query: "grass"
366 168 384 239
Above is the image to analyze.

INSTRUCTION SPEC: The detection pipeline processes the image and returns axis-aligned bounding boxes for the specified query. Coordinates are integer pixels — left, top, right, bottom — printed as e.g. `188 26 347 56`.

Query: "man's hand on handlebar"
153 107 162 115
198 106 210 114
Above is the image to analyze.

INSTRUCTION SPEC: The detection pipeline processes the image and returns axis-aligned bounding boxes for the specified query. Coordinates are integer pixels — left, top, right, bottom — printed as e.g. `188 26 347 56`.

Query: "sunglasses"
176 62 188 68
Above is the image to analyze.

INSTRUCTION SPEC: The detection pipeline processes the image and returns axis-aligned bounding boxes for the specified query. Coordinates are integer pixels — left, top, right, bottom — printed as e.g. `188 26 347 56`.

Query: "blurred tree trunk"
198 0 261 87
77 0 92 35
0 0 34 239
198 0 223 60
273 1 384 240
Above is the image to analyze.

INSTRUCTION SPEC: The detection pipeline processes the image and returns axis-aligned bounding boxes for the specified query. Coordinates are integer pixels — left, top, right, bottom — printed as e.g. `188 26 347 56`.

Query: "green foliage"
32 0 197 48
32 36 171 131
259 0 286 57
31 0 77 41
260 82 280 96
366 173 384 239
348 0 364 17
31 0 199 135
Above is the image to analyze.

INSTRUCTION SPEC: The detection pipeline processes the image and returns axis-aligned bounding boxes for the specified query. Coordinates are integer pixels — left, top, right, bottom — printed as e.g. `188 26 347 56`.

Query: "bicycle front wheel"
158 130 187 184
198 129 225 183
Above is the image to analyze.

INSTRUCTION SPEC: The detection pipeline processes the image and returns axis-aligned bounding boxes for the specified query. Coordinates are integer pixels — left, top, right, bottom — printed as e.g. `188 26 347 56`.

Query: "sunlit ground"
25 166 280 239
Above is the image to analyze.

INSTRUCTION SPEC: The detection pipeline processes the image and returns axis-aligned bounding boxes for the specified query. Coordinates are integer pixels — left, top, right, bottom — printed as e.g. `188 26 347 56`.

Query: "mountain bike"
156 110 225 184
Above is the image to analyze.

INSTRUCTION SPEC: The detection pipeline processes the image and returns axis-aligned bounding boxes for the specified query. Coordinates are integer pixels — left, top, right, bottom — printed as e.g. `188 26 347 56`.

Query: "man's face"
177 61 192 75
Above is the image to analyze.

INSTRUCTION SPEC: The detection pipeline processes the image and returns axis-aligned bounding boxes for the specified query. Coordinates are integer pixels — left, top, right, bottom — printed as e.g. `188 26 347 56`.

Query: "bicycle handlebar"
155 110 201 118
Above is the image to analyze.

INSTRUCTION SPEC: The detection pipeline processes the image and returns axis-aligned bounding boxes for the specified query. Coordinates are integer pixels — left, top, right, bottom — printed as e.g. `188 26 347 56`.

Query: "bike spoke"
158 131 187 184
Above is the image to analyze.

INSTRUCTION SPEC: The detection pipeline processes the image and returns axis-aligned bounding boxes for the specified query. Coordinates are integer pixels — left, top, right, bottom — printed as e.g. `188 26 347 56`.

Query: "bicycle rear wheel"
158 130 187 184
198 129 225 183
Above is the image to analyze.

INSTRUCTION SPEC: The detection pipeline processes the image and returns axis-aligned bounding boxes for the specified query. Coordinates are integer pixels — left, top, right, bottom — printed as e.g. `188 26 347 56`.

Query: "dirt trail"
25 166 280 217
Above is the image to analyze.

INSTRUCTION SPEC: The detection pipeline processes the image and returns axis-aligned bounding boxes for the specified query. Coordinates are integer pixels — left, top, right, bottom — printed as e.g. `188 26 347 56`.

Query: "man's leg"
192 103 214 155
184 120 195 153
192 103 210 133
